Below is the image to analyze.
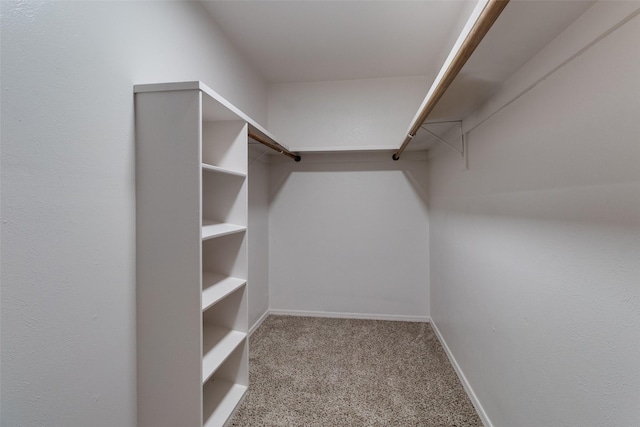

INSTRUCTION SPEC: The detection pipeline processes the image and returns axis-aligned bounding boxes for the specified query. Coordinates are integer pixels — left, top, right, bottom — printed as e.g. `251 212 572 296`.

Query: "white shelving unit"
135 81 273 427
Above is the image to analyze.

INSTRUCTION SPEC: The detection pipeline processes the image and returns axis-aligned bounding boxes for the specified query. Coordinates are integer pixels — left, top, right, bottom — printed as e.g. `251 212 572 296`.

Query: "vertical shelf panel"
135 89 204 427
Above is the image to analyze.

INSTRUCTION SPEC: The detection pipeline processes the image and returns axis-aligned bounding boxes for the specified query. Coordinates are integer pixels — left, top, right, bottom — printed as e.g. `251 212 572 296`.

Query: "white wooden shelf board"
203 380 247 427
202 163 246 178
202 222 246 241
134 81 291 152
202 326 246 384
202 273 246 312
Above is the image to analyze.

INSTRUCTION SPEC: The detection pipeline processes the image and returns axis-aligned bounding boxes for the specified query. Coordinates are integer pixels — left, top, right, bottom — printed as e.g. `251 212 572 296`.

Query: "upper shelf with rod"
393 0 509 160
394 0 598 158
134 81 301 162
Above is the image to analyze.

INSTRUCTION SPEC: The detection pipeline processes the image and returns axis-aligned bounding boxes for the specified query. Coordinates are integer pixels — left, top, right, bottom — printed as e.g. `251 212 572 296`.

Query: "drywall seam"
430 319 492 427
249 309 271 336
269 309 430 323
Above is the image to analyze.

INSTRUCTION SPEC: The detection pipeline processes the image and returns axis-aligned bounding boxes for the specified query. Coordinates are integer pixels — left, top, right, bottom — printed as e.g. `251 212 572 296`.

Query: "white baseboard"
249 309 271 336
268 308 430 323
430 319 493 427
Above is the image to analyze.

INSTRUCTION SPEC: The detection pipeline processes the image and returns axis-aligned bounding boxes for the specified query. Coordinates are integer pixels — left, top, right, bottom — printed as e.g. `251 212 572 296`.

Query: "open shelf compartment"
201 156 247 242
202 273 246 312
202 120 248 176
203 380 247 427
202 233 247 290
202 325 246 384
202 283 247 381
203 338 248 427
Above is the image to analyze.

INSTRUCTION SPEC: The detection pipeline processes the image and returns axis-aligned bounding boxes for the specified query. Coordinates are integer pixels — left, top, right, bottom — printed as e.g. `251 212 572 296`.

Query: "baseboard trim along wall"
268 309 430 323
249 309 271 336
430 319 493 427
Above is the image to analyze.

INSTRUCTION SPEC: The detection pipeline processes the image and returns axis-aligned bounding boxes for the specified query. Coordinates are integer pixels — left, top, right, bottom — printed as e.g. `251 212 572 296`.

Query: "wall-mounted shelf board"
201 222 246 241
202 274 247 312
202 163 247 178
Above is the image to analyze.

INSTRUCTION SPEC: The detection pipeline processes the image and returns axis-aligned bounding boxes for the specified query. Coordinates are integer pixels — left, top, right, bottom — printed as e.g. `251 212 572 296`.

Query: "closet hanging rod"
248 130 301 162
393 0 509 160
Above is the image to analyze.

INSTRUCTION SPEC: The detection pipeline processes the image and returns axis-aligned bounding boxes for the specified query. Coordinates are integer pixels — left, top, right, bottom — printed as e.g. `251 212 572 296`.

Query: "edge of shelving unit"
134 81 292 153
201 222 247 241
202 163 247 178
134 81 205 94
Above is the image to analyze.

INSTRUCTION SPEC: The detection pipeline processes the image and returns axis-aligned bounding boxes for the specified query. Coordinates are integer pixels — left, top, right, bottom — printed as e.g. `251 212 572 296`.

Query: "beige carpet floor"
229 316 482 426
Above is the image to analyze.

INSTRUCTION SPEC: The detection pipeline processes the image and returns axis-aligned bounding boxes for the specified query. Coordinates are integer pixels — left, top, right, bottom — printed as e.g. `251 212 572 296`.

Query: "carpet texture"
229 316 482 426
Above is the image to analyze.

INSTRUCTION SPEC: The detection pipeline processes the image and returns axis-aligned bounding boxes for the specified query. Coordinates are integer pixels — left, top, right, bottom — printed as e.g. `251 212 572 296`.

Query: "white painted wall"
267 76 433 319
248 147 270 329
268 76 430 151
1 2 267 426
429 4 640 427
269 152 430 320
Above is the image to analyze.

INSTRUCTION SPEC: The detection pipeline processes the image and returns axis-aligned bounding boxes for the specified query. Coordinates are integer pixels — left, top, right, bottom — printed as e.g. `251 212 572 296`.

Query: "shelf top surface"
202 274 246 312
134 81 289 151
201 222 247 241
202 163 247 178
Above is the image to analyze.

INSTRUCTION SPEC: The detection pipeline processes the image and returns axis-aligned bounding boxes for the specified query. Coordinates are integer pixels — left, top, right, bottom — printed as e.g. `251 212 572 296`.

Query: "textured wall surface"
429 7 640 427
248 147 270 329
266 78 433 317
269 152 430 319
268 76 430 151
1 2 267 426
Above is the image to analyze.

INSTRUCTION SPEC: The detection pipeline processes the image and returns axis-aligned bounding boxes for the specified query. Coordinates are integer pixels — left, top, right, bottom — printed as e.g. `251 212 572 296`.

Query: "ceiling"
202 0 478 84
203 0 595 153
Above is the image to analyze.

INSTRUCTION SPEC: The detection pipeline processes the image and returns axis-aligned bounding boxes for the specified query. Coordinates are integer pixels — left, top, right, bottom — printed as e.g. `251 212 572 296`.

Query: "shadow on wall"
429 74 498 122
268 150 429 211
